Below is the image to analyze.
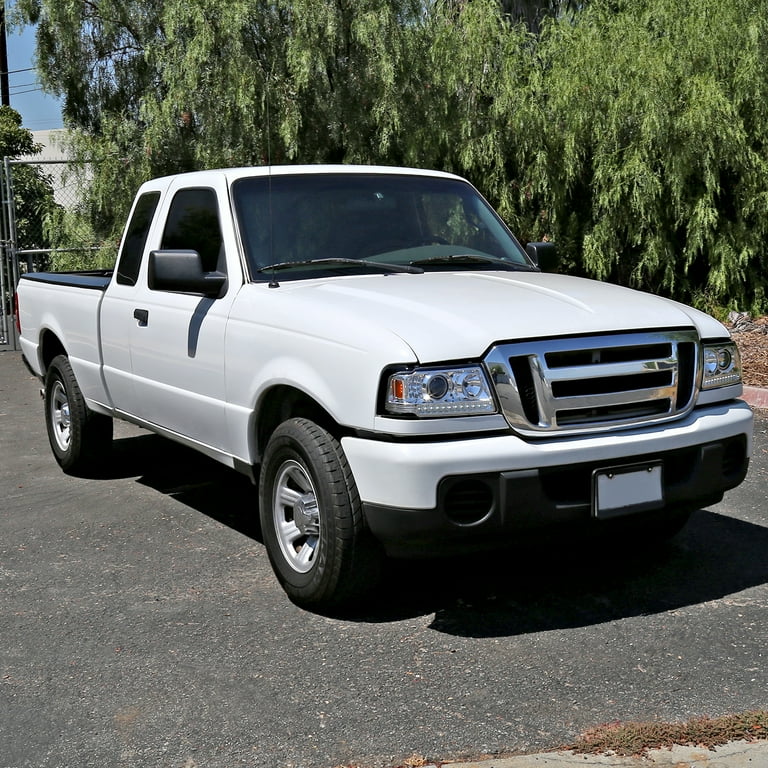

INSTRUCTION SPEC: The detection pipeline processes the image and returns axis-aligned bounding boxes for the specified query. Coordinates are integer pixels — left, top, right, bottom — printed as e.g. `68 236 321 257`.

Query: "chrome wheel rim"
50 379 72 452
272 459 321 574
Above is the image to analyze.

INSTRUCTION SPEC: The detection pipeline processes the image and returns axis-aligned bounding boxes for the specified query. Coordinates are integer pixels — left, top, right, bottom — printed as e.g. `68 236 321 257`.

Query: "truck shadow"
364 511 768 637
104 431 767 637
106 431 261 540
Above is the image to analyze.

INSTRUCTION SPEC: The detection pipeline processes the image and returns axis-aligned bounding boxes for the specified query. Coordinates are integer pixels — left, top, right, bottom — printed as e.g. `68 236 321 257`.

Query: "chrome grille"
484 331 699 435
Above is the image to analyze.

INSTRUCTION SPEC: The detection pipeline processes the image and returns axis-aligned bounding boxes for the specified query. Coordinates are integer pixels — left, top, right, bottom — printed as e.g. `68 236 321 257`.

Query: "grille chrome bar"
546 358 676 383
484 331 700 435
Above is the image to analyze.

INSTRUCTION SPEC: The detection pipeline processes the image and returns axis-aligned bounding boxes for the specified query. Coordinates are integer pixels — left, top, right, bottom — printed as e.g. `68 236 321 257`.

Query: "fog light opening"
443 478 495 526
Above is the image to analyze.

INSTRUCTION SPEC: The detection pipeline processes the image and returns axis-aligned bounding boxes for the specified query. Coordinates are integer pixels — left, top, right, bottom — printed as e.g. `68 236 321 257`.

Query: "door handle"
133 308 149 326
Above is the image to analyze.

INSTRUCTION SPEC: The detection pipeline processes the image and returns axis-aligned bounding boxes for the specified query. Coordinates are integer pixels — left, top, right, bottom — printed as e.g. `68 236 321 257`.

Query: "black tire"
259 418 382 609
44 354 113 475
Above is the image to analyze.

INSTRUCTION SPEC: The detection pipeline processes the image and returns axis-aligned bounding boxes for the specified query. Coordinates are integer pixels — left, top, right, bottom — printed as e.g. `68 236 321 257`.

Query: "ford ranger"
16 165 753 607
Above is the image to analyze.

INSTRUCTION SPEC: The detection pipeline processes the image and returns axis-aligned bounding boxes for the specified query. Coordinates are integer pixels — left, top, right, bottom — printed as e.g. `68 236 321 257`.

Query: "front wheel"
44 354 113 475
259 418 382 609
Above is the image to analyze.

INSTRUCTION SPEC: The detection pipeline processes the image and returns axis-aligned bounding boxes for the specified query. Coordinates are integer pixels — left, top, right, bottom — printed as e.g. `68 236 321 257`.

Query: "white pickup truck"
17 165 753 607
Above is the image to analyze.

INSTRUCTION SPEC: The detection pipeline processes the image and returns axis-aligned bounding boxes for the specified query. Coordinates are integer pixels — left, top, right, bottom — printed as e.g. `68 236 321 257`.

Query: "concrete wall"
22 129 76 207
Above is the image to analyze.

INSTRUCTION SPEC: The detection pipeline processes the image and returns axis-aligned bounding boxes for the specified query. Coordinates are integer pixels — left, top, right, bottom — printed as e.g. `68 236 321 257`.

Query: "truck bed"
20 270 113 290
18 270 113 406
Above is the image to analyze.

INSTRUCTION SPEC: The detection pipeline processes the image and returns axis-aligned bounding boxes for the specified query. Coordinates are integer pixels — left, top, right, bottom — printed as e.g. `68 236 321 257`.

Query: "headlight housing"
701 341 742 389
384 365 496 417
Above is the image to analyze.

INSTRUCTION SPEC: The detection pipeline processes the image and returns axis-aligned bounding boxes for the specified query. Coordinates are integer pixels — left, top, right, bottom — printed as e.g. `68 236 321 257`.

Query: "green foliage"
423 2 545 233
534 0 768 312
37 117 153 271
15 0 768 311
11 163 55 249
0 106 57 259
142 1 288 169
281 0 424 163
0 104 39 156
43 207 115 272
12 0 163 131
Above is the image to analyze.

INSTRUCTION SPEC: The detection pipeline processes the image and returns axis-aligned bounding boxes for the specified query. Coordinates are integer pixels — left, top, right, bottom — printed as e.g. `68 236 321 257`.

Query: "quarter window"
115 191 161 286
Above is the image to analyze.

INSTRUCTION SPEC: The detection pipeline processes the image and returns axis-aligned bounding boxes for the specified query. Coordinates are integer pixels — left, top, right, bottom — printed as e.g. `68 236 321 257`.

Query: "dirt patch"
562 710 768 758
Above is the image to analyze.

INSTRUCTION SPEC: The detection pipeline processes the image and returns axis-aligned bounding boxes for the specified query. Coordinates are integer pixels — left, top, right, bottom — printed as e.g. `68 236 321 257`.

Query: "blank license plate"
592 462 663 519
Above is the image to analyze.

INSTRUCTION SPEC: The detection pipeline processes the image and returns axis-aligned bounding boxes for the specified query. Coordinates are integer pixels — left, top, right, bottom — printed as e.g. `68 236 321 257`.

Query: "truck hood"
265 270 728 362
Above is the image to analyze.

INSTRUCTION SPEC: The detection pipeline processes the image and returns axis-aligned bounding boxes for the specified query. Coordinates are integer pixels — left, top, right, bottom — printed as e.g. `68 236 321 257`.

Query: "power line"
11 86 46 96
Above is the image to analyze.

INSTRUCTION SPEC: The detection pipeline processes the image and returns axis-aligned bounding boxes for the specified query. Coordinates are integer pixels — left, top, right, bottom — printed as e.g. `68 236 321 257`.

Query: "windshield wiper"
256 257 423 275
409 253 534 270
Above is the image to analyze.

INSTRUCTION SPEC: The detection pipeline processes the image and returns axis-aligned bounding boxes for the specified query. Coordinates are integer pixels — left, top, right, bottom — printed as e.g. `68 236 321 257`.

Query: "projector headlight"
701 342 742 389
384 365 496 417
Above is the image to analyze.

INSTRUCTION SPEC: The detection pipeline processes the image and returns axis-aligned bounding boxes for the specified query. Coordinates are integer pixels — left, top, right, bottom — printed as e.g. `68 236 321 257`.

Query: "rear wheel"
259 418 382 609
44 355 113 475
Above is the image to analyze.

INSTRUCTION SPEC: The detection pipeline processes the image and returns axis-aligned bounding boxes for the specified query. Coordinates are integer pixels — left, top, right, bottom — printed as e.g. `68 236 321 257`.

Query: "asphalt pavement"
1 349 766 768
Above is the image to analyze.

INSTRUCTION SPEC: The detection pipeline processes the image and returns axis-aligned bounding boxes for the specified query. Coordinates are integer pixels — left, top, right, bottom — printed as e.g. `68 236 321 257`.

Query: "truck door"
123 179 237 452
101 189 162 414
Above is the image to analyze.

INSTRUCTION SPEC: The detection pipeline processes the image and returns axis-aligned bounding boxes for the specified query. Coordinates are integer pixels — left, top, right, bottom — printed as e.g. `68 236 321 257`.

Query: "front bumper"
342 400 753 557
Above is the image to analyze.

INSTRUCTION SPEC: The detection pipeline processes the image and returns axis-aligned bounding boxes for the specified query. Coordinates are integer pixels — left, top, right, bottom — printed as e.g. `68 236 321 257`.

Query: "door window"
161 188 224 273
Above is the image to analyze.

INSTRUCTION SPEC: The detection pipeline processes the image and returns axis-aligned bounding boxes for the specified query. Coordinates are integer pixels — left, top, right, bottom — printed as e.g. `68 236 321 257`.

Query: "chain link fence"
1 158 98 348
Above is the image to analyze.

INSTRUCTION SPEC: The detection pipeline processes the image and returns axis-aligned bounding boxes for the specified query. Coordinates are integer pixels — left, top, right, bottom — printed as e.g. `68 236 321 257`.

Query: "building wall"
31 130 69 161
22 130 75 207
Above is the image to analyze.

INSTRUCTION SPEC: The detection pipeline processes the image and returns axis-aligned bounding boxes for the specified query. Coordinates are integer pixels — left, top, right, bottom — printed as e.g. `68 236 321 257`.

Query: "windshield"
232 172 531 281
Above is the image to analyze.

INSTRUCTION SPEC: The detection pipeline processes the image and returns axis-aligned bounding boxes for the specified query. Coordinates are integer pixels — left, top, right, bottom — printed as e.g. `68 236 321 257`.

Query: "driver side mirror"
148 250 227 298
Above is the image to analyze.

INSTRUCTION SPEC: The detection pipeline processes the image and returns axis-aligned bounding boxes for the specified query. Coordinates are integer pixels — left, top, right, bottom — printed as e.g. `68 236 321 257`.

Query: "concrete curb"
444 739 768 767
742 385 768 411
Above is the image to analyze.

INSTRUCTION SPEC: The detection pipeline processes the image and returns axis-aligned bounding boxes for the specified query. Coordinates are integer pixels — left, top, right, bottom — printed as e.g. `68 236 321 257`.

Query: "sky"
6 21 64 131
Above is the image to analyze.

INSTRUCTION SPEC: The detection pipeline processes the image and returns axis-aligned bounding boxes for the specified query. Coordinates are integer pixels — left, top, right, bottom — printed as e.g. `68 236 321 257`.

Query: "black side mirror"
148 250 227 298
525 242 558 272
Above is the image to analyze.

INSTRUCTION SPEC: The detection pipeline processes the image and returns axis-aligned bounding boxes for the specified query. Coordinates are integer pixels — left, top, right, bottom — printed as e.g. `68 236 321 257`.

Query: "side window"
161 188 224 273
116 191 161 286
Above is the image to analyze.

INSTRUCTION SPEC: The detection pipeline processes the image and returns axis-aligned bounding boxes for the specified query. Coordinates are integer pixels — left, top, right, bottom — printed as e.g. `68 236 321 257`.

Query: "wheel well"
40 331 67 372
256 386 339 458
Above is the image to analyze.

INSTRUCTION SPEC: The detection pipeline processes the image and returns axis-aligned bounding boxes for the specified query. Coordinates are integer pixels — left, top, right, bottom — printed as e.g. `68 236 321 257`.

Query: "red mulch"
730 315 768 388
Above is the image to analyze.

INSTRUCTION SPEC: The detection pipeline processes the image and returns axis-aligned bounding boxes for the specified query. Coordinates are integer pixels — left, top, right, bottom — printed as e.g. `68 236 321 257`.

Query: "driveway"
1 350 766 768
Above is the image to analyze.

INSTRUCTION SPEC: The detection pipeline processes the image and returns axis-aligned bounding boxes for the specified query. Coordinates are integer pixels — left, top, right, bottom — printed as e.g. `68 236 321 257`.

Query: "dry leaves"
730 315 768 388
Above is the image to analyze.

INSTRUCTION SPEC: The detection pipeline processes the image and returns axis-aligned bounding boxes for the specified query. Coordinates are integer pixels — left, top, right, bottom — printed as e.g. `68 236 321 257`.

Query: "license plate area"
592 461 664 519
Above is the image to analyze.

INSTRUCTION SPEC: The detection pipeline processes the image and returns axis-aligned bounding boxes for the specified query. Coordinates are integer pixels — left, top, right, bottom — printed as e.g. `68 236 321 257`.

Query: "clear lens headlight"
701 342 742 389
385 366 496 417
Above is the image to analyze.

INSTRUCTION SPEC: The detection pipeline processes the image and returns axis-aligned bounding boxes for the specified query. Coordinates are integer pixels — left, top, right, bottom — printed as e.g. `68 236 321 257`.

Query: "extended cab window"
116 191 161 285
161 188 224 273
